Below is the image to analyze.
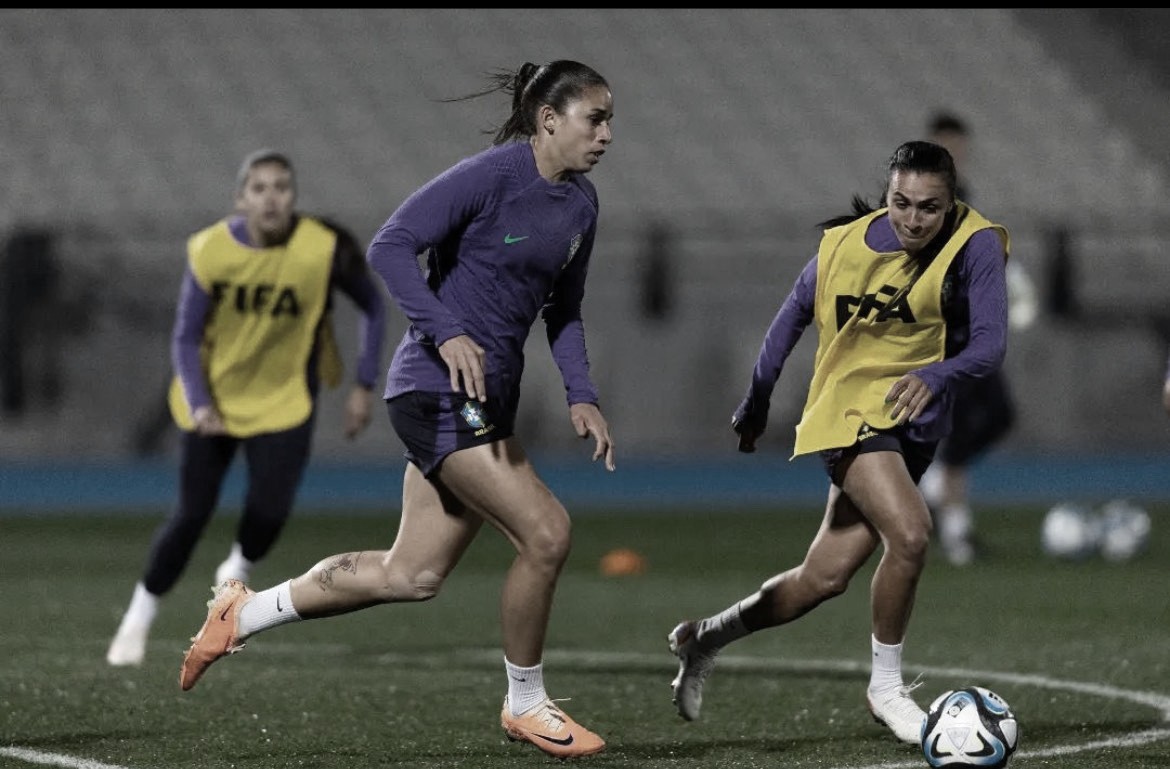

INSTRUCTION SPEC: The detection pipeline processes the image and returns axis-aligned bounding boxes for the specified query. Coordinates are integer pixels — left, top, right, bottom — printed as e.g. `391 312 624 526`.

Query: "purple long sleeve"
912 228 1008 398
734 255 817 428
369 141 600 407
543 228 597 406
365 170 477 353
330 246 387 389
172 266 213 411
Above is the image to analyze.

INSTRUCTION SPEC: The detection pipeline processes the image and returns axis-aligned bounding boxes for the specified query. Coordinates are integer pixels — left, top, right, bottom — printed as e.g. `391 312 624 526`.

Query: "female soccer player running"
179 59 615 760
668 140 1009 745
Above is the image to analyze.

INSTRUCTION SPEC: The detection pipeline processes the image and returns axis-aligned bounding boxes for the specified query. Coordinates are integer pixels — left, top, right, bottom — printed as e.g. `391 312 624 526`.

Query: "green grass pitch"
1 503 1167 768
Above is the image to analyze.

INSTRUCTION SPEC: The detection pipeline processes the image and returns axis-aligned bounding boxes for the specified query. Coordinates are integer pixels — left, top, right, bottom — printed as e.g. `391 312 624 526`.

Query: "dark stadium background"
2 9 1169 509
1 11 1168 768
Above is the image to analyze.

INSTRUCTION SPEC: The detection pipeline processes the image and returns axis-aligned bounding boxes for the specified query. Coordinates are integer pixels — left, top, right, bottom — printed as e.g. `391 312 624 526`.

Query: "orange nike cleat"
179 579 254 691
500 696 606 758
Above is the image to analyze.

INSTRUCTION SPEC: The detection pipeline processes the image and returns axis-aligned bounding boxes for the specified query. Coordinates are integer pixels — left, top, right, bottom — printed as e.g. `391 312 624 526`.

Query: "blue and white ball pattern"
921 686 1019 768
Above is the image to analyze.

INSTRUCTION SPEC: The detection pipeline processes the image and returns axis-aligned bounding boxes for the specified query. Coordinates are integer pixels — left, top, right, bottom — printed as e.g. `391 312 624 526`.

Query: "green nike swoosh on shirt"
504 234 529 244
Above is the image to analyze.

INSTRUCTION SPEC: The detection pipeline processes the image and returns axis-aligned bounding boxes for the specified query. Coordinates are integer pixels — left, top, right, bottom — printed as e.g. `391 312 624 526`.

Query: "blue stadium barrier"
1 452 1168 515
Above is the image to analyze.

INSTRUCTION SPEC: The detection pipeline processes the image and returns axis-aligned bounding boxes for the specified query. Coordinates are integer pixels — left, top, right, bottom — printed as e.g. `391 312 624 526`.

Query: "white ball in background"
1041 502 1101 560
1098 499 1152 562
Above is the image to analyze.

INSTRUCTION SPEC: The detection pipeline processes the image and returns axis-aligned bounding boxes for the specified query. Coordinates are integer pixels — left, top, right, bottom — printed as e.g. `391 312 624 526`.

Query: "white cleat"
867 682 927 744
668 620 719 721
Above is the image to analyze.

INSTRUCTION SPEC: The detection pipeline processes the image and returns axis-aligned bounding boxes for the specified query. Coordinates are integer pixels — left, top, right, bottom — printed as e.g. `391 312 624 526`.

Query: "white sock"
237 580 300 640
122 582 160 627
505 658 548 715
919 464 943 507
939 503 973 542
216 543 255 584
869 635 905 693
696 600 750 649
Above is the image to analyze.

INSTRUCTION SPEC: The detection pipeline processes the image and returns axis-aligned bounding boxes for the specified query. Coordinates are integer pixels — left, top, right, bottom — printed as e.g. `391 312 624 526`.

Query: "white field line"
536 650 1170 768
5 648 1169 769
0 748 132 769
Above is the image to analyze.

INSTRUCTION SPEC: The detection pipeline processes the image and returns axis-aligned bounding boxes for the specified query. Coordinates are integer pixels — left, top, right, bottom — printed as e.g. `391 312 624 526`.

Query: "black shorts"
819 423 937 487
386 391 515 477
937 371 1015 465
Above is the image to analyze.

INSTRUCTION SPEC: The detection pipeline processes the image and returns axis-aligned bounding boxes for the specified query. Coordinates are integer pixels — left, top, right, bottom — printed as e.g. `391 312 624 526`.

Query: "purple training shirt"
368 141 601 413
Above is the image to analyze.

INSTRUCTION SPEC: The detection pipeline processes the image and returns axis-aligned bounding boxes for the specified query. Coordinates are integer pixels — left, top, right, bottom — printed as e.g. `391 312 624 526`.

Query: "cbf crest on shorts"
461 401 486 429
460 401 496 437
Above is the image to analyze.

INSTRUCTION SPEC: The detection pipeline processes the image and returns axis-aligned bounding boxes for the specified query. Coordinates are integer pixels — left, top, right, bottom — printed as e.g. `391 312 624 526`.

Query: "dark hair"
928 110 968 137
818 140 958 229
235 148 295 193
444 60 608 145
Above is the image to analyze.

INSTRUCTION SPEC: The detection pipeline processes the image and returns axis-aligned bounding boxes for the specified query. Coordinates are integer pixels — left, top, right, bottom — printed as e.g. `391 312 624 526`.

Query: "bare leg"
275 436 568 666
704 450 929 644
671 449 931 738
837 451 932 644
740 483 879 629
433 437 570 666
287 461 483 617
669 471 881 722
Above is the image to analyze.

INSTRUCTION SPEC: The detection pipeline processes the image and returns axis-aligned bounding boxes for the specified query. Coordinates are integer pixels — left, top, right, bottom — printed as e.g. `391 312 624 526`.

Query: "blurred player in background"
669 140 1009 745
918 111 1038 565
106 149 386 666
178 60 615 759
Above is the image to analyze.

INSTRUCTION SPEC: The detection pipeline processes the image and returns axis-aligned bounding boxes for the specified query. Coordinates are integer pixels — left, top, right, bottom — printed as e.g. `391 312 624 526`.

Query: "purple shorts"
386 391 515 477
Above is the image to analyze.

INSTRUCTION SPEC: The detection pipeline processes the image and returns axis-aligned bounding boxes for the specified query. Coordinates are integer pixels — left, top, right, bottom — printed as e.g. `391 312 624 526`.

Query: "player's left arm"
733 254 817 451
326 219 387 438
542 225 612 469
911 229 1008 402
543 224 598 407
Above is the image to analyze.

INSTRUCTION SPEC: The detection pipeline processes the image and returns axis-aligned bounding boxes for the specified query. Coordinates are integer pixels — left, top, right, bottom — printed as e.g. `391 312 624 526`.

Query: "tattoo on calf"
316 552 361 589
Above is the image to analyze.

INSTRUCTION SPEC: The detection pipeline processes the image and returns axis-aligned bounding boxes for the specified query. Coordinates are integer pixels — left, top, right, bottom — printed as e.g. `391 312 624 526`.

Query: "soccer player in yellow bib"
106 150 386 667
668 141 1009 745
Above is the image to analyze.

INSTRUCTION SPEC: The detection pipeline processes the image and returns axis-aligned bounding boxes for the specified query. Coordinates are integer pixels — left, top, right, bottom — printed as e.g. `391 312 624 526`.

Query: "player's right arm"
732 254 817 452
172 266 217 424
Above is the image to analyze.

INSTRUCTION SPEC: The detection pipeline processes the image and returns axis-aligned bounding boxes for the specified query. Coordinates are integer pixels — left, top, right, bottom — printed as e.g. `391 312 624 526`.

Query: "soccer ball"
1098 499 1152 562
1040 502 1101 560
921 686 1019 768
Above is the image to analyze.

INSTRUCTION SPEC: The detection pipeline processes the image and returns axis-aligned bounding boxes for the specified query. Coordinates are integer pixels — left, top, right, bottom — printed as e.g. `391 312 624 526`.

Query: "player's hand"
438 335 487 402
192 405 227 436
343 385 374 439
569 402 615 471
732 413 765 453
885 373 934 425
